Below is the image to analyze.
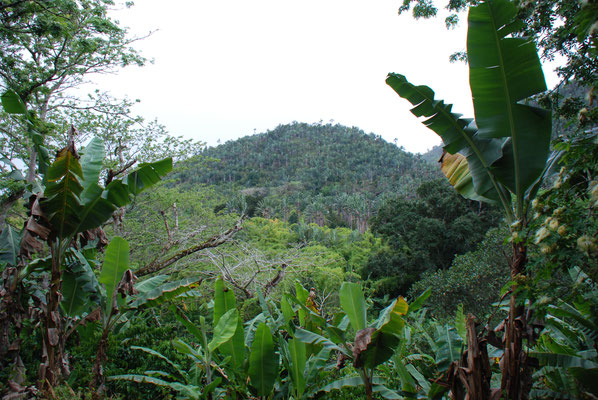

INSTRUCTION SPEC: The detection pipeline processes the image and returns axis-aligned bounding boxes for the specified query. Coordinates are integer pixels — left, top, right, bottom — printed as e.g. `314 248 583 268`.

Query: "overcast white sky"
91 0 560 154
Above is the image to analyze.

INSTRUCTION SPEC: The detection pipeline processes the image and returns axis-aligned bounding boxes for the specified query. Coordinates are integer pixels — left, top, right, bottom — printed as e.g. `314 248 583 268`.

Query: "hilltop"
173 122 440 229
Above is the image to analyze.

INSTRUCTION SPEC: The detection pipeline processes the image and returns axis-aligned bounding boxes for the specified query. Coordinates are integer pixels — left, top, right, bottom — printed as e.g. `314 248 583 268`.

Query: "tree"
0 0 146 182
387 0 554 397
365 179 499 296
397 0 597 129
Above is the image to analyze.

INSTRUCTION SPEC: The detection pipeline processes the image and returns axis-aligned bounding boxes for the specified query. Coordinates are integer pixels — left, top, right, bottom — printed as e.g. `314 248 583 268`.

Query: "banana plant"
386 0 554 397
291 282 422 400
52 235 201 393
530 269 598 398
35 135 172 387
111 278 247 399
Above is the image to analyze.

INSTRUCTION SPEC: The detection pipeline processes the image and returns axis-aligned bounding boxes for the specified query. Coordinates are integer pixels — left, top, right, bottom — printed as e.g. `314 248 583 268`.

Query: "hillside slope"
175 122 440 229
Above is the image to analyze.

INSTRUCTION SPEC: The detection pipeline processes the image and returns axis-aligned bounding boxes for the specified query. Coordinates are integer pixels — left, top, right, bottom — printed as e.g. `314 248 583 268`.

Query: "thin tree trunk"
501 242 531 399
90 326 111 395
39 242 67 389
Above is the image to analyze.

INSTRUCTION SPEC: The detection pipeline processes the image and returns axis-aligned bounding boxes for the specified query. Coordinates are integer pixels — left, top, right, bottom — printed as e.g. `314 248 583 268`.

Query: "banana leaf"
99 237 129 315
248 322 278 396
213 278 245 369
339 282 367 333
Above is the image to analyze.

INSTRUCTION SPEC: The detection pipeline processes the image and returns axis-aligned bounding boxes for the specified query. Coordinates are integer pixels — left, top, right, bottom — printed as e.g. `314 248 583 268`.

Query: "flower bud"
535 227 550 244
577 235 597 253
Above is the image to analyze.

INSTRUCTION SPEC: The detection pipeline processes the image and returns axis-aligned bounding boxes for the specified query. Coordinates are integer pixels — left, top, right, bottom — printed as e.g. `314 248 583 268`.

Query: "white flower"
535 227 550 244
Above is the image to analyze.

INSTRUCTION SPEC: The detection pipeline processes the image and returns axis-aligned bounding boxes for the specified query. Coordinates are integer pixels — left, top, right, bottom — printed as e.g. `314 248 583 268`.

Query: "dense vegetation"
0 0 596 399
175 122 439 231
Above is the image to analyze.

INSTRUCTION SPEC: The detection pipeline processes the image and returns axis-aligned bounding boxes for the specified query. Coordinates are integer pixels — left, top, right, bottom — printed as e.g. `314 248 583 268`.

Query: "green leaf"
295 281 310 327
375 297 408 334
42 148 84 239
173 306 203 342
79 137 105 203
129 345 185 379
61 250 101 317
125 158 173 196
467 0 551 198
434 325 463 371
1 90 26 114
339 282 367 333
393 357 417 396
281 295 295 325
213 278 245 369
532 352 598 370
354 328 401 369
406 363 431 394
208 309 239 352
248 323 278 396
317 376 363 394
372 384 402 399
294 328 347 355
99 237 129 314
214 278 236 323
288 338 306 397
386 73 502 202
134 275 169 293
109 374 200 399
128 278 200 310
409 288 431 313
304 347 332 384
0 226 20 266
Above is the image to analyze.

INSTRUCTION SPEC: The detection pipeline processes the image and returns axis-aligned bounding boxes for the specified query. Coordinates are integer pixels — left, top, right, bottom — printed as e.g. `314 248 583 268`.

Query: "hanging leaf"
468 0 551 197
1 90 26 114
128 277 200 310
248 323 278 397
208 309 239 352
0 226 21 266
386 73 502 202
339 282 367 333
213 278 245 369
99 237 130 314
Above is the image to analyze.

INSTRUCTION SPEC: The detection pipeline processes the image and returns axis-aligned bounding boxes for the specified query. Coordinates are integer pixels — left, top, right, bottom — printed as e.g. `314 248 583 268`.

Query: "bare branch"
136 217 244 277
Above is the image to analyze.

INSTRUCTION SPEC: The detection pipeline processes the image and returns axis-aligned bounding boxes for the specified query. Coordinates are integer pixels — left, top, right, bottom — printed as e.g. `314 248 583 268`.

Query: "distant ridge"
174 122 440 229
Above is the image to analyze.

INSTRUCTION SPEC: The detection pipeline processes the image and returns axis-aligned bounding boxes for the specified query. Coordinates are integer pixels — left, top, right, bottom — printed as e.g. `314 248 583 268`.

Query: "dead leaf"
117 270 138 298
352 327 375 367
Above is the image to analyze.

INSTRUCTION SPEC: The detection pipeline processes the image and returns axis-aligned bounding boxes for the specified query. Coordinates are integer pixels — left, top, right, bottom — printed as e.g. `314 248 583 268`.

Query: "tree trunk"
39 243 67 389
90 326 110 395
459 315 492 399
500 242 531 399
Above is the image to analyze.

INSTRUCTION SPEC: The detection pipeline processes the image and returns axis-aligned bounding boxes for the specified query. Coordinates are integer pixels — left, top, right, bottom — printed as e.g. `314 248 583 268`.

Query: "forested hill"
178 122 438 193
173 122 440 229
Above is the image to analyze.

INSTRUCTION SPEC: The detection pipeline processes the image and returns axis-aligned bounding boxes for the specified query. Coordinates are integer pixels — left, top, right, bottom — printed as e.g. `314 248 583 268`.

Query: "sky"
90 0 561 154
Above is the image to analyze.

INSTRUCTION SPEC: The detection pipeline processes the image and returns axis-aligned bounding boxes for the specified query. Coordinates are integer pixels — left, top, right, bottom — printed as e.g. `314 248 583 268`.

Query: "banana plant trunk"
40 242 66 389
502 242 531 399
90 325 111 394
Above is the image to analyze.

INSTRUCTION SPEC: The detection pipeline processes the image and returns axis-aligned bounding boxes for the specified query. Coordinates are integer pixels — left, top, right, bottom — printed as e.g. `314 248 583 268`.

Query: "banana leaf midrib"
402 79 507 207
486 2 522 214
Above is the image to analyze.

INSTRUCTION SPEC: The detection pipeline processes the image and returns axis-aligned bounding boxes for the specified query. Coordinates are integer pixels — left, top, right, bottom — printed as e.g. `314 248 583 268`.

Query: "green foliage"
365 179 500 296
410 226 510 319
528 131 598 292
389 0 553 223
99 237 130 315
175 122 439 228
248 323 278 396
530 279 598 398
